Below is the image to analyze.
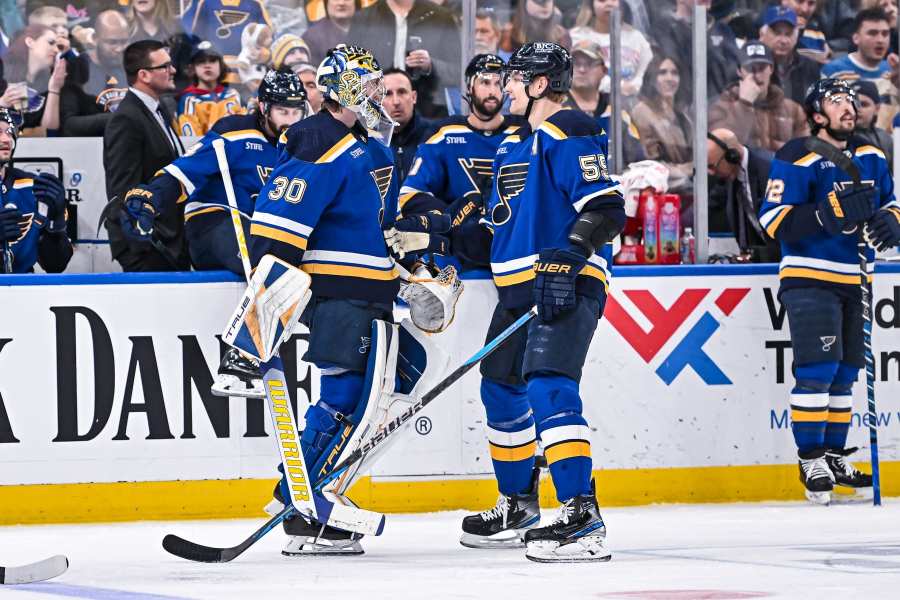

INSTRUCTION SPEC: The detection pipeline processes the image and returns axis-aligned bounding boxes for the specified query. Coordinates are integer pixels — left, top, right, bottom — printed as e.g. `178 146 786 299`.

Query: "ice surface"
2 501 900 599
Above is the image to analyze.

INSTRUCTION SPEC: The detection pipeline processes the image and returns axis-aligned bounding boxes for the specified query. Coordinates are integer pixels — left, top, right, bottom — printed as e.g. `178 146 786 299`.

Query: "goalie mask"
317 44 396 144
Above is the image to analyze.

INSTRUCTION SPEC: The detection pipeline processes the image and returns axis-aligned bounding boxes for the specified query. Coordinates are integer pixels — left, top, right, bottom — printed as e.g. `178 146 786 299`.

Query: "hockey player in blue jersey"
758 78 892 504
458 42 625 562
218 44 444 556
121 69 307 277
0 109 72 274
397 54 523 271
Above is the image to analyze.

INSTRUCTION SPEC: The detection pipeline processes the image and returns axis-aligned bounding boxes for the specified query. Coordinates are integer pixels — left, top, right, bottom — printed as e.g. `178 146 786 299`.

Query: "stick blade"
162 534 234 563
0 555 69 584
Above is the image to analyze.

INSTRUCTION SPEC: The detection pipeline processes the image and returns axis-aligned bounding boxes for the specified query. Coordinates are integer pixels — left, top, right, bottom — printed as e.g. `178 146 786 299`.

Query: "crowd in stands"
0 0 897 268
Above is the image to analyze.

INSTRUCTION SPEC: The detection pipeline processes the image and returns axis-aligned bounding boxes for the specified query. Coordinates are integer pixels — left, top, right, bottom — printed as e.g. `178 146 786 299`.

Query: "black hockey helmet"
465 53 505 85
0 108 21 161
504 42 573 95
258 68 308 109
803 78 859 131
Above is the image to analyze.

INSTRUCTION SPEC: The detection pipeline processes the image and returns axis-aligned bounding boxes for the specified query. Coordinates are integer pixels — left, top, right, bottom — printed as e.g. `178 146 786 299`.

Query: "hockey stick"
804 136 881 506
161 305 536 563
0 555 68 584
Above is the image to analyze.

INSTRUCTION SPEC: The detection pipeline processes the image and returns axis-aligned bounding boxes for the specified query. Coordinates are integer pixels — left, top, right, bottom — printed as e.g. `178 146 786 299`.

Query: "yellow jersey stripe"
494 264 608 288
545 440 591 464
222 129 267 141
793 152 820 167
425 125 470 144
249 223 308 250
302 263 398 281
540 122 567 140
765 205 793 237
489 441 537 462
398 192 418 210
315 133 356 164
856 145 886 159
779 267 872 285
12 178 33 188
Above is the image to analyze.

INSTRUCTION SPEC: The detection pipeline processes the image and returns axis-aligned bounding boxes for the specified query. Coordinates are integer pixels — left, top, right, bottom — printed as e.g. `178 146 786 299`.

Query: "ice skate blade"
831 485 874 504
525 537 612 563
459 529 530 549
282 538 364 557
211 375 266 399
804 489 832 506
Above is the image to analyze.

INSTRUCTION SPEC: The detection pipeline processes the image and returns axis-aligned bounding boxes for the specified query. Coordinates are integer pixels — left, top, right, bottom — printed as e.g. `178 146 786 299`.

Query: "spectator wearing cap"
176 42 243 136
270 34 311 72
632 52 693 192
382 68 431 182
777 0 829 64
349 0 461 118
564 39 644 170
302 0 357 67
758 6 820 105
569 0 651 100
294 63 323 113
709 40 808 153
852 79 893 166
822 8 892 84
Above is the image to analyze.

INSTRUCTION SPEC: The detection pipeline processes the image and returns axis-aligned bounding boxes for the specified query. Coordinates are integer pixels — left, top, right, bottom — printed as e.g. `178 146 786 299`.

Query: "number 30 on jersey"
268 176 307 204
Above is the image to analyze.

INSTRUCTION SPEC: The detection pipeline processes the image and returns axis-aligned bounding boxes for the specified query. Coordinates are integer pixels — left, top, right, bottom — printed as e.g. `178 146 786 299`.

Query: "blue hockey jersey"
0 168 72 273
759 136 897 295
250 112 400 303
484 109 624 309
399 116 523 212
181 0 272 59
158 113 276 222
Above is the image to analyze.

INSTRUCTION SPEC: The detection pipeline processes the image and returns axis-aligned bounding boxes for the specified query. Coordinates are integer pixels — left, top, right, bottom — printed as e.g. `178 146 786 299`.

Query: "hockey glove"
816 184 878 236
384 211 451 259
532 247 587 322
120 185 158 241
0 205 22 243
32 172 67 233
864 207 900 252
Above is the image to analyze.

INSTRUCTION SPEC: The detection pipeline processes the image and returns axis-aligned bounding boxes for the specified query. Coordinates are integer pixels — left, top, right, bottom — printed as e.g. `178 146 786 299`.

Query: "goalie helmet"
503 42 573 95
317 44 394 141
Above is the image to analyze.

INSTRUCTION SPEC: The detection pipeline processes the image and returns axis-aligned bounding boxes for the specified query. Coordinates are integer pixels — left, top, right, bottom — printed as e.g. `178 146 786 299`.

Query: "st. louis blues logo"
370 166 394 224
213 10 249 39
458 158 494 196
492 162 528 226
256 165 273 184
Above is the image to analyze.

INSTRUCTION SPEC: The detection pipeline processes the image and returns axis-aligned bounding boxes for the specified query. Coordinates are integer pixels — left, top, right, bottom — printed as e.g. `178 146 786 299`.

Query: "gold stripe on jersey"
184 206 226 221
856 145 886 159
425 124 471 144
302 263 398 281
793 152 820 167
539 121 567 140
765 205 793 237
790 408 828 422
779 267 873 285
827 409 852 424
315 133 356 164
12 178 33 188
249 223 308 250
398 191 418 210
493 264 607 288
222 129 268 142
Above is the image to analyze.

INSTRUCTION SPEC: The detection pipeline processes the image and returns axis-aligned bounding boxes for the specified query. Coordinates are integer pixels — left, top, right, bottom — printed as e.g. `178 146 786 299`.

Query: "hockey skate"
826 447 874 502
211 348 265 398
460 469 541 549
798 451 834 505
524 481 611 563
282 513 364 557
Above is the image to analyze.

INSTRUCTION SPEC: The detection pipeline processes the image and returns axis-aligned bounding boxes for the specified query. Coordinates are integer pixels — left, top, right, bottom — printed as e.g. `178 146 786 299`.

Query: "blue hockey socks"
481 379 536 496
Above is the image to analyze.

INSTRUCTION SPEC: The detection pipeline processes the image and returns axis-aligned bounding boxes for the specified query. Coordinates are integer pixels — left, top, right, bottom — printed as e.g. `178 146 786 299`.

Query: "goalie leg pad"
223 254 311 362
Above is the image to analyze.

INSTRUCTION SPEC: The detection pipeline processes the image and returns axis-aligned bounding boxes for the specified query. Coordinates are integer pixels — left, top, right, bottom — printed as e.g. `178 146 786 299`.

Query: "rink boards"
1 265 899 523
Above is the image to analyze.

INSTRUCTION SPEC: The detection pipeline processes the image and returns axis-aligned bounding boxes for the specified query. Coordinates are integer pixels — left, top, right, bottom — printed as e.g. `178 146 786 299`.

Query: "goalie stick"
803 135 881 507
0 555 68 584
162 306 537 563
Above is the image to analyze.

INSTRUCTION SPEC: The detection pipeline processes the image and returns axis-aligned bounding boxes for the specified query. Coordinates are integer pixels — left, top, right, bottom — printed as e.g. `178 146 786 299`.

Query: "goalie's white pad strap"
223 254 311 362
324 319 450 497
263 362 385 536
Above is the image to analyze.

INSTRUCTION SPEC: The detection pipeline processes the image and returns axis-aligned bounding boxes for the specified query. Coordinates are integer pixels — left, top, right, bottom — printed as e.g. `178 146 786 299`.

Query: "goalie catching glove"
398 262 463 333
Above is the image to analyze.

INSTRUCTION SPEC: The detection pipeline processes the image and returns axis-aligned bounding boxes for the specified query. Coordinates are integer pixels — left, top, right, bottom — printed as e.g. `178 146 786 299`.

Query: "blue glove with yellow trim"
816 185 878 236
120 185 158 242
865 207 900 252
532 246 587 322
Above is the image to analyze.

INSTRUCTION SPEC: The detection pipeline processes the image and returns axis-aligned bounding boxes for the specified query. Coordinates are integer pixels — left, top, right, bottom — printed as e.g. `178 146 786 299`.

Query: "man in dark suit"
707 128 779 262
104 40 188 271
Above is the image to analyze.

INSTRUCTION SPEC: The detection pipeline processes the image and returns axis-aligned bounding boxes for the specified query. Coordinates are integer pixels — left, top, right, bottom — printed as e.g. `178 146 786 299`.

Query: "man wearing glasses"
103 40 189 272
